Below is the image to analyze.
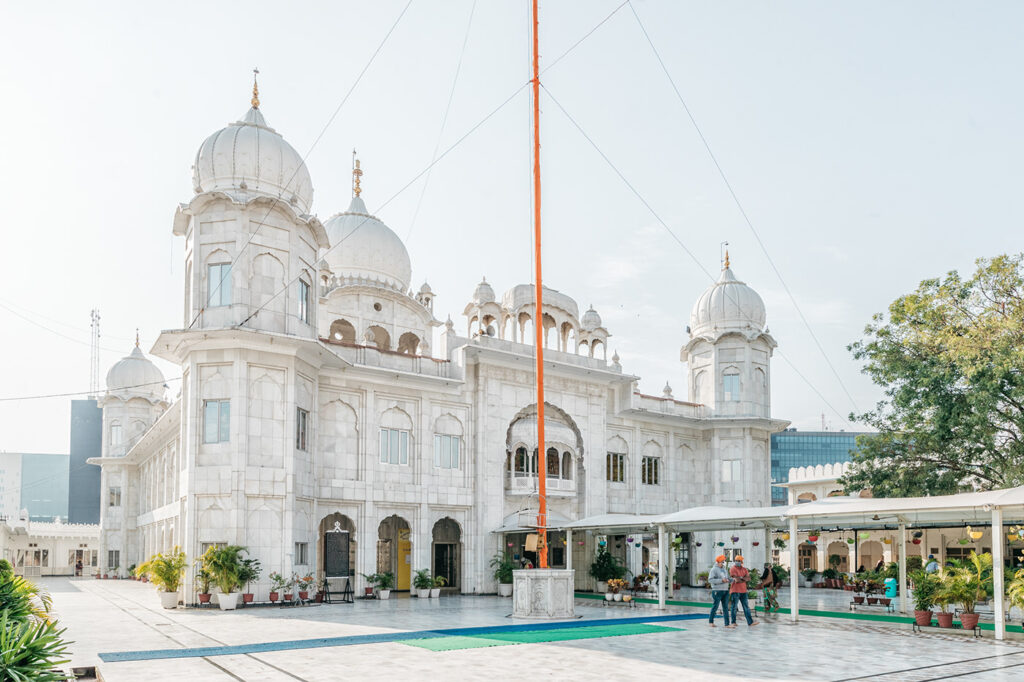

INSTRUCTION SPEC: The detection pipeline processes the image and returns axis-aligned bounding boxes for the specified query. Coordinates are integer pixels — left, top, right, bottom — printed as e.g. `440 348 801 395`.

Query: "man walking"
728 555 757 628
708 555 731 627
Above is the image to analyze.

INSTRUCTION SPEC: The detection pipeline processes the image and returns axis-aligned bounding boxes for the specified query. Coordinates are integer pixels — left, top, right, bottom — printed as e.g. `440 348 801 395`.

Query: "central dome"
689 266 766 337
105 345 166 402
324 196 412 292
192 106 314 214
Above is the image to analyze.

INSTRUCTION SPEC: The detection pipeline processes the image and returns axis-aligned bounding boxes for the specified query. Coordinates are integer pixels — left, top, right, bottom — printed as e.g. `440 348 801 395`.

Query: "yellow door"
397 531 411 590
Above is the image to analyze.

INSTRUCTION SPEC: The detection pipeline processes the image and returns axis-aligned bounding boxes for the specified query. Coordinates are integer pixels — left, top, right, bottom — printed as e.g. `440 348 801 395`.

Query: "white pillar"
993 507 1005 641
898 523 908 615
657 525 667 610
789 517 799 623
566 530 573 572
763 527 772 568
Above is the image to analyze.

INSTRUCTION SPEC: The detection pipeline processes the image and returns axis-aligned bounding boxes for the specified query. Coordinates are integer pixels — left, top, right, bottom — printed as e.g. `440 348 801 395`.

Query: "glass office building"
770 429 872 505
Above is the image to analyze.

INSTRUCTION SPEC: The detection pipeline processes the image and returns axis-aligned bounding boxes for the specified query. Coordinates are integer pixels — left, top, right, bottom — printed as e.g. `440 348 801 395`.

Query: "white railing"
505 473 576 496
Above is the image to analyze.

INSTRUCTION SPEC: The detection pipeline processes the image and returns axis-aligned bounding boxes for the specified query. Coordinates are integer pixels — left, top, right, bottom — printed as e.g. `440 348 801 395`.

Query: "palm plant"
376 572 395 590
490 552 516 584
237 558 262 594
1007 569 1024 612
432 575 448 589
0 574 52 624
0 611 71 682
136 548 188 593
413 568 433 590
202 545 247 594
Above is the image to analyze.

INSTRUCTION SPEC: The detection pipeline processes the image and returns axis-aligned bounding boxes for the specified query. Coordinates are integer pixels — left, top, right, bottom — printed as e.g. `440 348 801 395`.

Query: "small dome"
105 346 166 401
689 266 766 337
192 107 314 214
473 278 495 304
419 281 433 295
581 306 601 331
324 196 411 292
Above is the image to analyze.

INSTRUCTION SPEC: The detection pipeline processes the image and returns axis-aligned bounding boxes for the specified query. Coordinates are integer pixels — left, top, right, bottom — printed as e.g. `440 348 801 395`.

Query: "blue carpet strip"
98 613 704 662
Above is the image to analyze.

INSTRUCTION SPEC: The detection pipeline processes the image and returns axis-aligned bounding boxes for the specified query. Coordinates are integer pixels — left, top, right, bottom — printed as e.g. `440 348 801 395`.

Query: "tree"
841 254 1024 497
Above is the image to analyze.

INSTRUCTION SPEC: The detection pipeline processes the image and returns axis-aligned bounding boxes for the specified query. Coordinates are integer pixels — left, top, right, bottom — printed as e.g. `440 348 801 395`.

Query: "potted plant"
607 578 627 601
375 572 394 599
136 548 187 610
128 564 137 581
196 566 213 604
431 574 447 598
490 553 515 597
360 573 379 598
773 537 787 550
1007 568 1024 616
589 548 625 593
413 568 432 598
937 552 991 630
800 568 817 588
932 569 956 628
298 572 314 600
202 545 246 610
238 558 261 604
696 570 710 588
268 571 288 603
283 574 295 602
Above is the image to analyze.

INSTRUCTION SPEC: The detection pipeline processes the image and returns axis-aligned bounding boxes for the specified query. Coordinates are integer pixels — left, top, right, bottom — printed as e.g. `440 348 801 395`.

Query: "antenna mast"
531 0 548 569
89 309 101 398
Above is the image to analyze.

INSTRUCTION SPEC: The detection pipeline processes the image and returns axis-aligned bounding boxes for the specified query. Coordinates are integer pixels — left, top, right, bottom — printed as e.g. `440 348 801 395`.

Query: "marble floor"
43 578 1024 681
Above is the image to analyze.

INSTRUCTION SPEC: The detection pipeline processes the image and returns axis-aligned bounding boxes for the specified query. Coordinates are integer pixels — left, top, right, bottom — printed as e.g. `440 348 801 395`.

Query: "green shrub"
202 545 247 594
589 549 626 582
909 570 938 611
136 547 188 593
490 552 516 584
0 611 71 682
413 568 433 590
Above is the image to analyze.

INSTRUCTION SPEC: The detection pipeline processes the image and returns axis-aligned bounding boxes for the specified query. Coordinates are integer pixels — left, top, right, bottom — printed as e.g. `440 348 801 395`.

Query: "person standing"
924 555 939 573
728 556 757 627
760 563 779 614
708 555 731 627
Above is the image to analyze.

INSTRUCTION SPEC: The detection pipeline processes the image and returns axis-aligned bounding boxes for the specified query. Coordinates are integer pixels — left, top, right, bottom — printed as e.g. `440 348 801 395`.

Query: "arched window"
547 447 560 478
531 448 538 475
722 369 740 402
330 319 356 343
367 325 390 351
514 447 528 474
397 332 420 355
562 451 572 480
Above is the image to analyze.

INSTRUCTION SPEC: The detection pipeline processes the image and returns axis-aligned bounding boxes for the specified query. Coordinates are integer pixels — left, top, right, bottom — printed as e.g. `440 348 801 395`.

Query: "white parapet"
512 569 575 619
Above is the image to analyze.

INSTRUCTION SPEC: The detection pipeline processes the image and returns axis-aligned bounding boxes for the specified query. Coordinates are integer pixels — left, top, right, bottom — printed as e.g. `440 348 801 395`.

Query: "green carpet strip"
404 623 681 652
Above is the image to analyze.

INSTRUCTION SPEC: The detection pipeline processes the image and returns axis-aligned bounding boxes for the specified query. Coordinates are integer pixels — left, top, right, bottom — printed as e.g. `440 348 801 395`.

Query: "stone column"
993 507 1005 641
789 517 799 623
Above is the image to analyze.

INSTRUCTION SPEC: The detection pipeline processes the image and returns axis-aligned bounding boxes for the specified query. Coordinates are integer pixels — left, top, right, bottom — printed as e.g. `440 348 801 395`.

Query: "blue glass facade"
770 430 871 505
20 453 69 521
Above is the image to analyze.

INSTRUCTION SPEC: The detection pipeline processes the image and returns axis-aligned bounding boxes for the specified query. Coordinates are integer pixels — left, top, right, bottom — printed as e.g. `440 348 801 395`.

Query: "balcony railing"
505 473 576 496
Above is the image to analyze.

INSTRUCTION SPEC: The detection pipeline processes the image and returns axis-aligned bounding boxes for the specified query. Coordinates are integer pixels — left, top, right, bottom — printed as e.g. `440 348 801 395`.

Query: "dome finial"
135 328 140 348
352 150 363 198
724 248 730 270
251 67 260 109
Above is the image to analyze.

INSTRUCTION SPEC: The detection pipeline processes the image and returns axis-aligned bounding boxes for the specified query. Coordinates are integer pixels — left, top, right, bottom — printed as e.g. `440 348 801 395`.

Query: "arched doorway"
319 513 356 579
378 515 411 591
826 541 849 572
798 542 818 571
859 540 884 571
432 518 461 592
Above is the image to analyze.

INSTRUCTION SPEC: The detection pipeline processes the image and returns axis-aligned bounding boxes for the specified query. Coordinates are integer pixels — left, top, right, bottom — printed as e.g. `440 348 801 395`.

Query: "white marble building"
91 90 787 598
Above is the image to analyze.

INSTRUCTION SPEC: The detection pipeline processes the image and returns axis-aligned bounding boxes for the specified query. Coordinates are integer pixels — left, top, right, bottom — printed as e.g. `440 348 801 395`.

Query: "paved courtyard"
43 578 1024 681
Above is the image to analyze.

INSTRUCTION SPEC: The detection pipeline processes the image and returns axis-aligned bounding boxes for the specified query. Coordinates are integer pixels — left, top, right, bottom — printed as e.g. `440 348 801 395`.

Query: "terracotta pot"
936 612 954 628
914 610 933 626
364 587 374 596
103 574 108 579
853 596 864 604
867 597 879 605
880 598 891 606
315 593 324 603
242 593 254 603
284 593 294 601
960 613 980 630
298 591 309 600
269 591 279 603
198 593 211 604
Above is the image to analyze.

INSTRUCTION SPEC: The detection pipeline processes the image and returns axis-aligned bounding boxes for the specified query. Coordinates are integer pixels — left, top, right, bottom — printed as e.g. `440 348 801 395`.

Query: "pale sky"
1 1 1022 454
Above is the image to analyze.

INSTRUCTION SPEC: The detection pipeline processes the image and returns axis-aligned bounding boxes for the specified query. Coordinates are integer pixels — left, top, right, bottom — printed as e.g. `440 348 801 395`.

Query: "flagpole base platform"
512 569 575 619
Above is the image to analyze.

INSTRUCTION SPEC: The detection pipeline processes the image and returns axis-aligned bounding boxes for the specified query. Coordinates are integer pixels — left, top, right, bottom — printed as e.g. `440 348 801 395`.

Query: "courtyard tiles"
43 577 1024 681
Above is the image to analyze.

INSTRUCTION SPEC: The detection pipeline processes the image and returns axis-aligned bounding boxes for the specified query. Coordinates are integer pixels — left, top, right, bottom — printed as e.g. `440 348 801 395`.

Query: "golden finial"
724 248 730 269
135 328 140 348
352 155 363 198
251 67 260 109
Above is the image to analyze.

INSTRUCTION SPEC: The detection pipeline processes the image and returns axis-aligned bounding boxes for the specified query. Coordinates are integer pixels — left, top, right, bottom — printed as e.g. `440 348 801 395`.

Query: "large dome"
689 266 766 337
105 346 166 402
192 106 314 214
324 196 411 292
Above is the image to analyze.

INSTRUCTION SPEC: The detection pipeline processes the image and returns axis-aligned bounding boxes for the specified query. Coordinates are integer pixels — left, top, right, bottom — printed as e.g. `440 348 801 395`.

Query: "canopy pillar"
788 516 799 623
993 507 1005 641
763 526 771 567
566 530 573 572
657 524 667 610
898 523 907 615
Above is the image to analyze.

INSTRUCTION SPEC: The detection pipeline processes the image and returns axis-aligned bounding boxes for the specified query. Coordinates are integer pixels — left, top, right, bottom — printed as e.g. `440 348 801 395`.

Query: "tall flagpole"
531 0 548 569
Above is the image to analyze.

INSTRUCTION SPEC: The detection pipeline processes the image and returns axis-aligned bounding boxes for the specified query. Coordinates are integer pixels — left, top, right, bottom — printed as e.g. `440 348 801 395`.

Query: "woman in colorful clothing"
760 563 779 613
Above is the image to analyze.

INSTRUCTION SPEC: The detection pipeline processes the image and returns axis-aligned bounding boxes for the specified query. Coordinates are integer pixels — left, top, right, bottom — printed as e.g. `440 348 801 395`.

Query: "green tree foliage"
842 254 1024 496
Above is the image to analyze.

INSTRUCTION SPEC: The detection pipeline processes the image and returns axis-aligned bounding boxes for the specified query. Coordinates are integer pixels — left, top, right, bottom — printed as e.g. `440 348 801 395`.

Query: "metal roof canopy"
555 486 1024 535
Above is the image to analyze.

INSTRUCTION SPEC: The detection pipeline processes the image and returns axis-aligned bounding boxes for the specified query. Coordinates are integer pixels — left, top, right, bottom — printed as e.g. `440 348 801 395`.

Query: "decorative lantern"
695 542 702 547
717 541 725 547
635 543 641 548
912 538 921 545
807 533 819 542
913 530 923 539
847 538 855 544
959 538 970 545
858 531 870 540
1008 533 1018 542
752 541 760 547
578 541 585 546
507 542 514 548
599 540 607 547
883 538 892 545
970 530 983 540
626 537 634 543
731 535 740 543
781 532 791 541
